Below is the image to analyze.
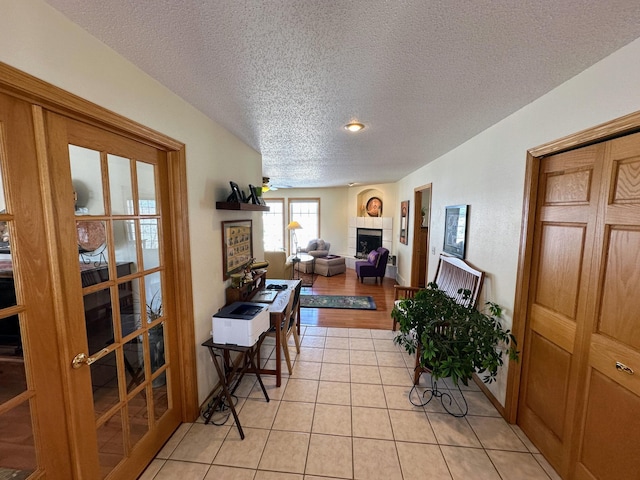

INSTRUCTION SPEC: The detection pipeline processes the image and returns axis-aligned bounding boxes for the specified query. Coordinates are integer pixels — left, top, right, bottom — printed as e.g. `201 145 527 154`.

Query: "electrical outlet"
431 247 436 255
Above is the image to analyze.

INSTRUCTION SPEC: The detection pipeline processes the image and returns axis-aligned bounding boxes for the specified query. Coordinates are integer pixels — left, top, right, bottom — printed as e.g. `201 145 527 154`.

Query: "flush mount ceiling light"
344 122 365 132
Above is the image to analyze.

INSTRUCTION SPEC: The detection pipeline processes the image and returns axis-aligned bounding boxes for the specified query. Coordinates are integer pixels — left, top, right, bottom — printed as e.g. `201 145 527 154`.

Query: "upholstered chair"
355 247 389 284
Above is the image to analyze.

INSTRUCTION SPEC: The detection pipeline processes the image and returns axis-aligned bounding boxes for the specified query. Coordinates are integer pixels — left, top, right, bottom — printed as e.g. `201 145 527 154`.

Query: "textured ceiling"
45 0 640 188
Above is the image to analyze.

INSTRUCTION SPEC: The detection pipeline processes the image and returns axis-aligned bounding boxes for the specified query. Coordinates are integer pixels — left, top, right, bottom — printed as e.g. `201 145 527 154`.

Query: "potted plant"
392 282 518 413
421 206 426 226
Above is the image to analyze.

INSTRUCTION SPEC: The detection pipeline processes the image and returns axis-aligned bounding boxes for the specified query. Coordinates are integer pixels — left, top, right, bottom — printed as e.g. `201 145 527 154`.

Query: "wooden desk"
256 279 301 387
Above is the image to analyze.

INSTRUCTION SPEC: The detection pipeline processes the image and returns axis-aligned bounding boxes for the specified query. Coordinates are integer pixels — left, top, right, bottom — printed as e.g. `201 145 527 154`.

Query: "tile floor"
140 327 562 480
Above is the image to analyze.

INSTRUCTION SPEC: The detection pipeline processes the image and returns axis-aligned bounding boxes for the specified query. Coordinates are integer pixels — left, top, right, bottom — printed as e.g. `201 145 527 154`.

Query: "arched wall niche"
357 188 384 217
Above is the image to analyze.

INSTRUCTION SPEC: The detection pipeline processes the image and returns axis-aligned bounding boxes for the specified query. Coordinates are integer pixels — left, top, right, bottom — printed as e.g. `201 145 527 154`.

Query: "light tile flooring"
140 327 561 480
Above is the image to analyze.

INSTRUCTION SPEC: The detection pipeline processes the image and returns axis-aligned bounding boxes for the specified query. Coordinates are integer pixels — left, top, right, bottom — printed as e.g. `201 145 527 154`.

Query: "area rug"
300 295 377 310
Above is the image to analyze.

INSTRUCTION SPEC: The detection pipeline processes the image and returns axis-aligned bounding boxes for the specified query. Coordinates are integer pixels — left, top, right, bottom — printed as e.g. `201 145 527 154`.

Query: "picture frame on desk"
222 219 253 279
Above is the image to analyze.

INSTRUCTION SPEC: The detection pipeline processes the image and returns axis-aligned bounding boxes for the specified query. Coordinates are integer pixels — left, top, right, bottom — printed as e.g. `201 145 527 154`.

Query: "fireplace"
356 228 382 258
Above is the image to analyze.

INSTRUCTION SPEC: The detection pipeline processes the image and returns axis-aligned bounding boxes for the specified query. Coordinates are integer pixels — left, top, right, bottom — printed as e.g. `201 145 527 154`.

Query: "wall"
0 0 264 403
396 36 640 404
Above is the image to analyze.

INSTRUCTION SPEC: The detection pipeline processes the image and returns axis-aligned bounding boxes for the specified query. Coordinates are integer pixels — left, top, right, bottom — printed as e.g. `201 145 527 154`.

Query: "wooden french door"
42 111 183 479
518 132 640 479
0 88 184 479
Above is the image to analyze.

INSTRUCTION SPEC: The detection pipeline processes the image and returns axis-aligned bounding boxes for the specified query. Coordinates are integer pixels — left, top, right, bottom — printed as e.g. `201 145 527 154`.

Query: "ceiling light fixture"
344 122 365 132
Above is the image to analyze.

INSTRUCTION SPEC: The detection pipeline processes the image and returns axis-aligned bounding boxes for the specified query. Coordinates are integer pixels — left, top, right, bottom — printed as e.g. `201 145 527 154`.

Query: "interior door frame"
411 183 431 287
0 61 198 425
506 109 640 424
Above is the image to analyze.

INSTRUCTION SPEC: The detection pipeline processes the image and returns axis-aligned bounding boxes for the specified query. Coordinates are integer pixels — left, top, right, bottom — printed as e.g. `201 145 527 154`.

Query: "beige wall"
396 36 640 404
0 0 264 403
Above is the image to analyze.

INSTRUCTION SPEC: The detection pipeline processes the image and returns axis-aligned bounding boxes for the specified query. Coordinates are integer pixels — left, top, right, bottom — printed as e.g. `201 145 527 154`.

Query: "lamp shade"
287 221 302 230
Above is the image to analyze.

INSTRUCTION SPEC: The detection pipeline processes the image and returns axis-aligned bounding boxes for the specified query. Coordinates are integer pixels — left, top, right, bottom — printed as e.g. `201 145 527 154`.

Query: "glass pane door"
48 113 181 479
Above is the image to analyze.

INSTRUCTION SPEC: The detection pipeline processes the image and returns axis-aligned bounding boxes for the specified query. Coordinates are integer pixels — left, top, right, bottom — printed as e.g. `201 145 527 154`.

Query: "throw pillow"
368 250 380 266
306 239 318 251
316 239 326 251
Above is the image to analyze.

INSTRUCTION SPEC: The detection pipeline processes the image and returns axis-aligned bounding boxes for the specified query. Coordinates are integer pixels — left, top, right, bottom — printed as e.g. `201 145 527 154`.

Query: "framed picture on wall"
443 204 468 259
221 219 253 279
399 200 409 245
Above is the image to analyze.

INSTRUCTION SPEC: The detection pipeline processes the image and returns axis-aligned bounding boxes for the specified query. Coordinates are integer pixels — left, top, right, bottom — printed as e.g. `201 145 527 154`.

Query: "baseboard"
472 373 507 420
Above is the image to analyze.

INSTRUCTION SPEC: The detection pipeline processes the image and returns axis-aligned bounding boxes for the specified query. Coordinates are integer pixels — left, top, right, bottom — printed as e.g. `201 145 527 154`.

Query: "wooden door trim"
411 184 431 287
506 112 640 424
0 61 182 151
0 62 198 425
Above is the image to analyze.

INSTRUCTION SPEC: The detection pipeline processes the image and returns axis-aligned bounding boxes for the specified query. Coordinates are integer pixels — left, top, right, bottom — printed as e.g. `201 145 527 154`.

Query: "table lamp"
286 221 302 258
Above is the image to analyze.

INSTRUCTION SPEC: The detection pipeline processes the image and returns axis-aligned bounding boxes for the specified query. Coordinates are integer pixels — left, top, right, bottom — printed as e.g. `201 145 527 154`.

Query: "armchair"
299 238 331 258
355 247 389 284
264 251 293 279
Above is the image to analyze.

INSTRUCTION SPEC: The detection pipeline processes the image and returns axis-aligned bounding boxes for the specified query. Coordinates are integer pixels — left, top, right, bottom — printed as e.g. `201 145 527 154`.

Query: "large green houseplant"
392 282 518 388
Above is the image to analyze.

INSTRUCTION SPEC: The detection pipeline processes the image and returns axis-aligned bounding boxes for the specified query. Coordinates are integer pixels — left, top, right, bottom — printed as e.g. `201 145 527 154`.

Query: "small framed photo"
443 205 468 259
399 200 409 245
227 181 243 203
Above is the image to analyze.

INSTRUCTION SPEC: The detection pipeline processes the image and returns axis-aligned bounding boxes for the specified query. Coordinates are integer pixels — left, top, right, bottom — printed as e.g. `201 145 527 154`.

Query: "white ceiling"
45 0 640 189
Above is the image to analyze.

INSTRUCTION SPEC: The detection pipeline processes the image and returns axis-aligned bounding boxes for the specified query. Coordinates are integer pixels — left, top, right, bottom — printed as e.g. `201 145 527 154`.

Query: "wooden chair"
392 254 485 384
281 282 302 373
257 281 302 375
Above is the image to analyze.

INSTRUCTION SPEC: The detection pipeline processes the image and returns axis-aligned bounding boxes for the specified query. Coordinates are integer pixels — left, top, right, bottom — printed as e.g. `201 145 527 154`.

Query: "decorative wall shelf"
216 202 270 211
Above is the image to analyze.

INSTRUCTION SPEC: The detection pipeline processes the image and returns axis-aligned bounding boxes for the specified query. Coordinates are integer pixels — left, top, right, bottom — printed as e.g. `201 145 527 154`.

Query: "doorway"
0 64 196 479
411 184 432 287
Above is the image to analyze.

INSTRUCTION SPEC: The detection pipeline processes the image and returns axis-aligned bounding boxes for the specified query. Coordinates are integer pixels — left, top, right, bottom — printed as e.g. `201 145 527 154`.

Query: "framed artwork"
443 205 468 259
399 200 409 245
366 196 383 217
221 219 253 279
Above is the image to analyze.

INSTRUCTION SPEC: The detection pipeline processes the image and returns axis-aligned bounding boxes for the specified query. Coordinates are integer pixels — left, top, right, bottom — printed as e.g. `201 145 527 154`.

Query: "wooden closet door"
572 132 640 480
517 144 605 477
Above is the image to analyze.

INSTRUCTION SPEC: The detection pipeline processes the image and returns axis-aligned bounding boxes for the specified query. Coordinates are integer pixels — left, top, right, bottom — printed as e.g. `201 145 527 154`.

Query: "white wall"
0 0 264 404
396 36 640 404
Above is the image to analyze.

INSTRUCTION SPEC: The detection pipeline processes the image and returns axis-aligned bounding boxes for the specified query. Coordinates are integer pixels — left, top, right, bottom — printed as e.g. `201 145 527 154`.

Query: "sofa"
264 251 293 279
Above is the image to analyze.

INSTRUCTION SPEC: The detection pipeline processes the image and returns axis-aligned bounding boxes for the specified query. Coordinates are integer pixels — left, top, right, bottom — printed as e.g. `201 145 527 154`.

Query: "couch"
355 247 389 284
264 251 293 279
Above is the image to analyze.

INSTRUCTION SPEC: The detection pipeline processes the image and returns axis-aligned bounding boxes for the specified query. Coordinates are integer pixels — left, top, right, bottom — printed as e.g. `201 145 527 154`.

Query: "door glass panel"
77 220 108 269
113 219 138 277
91 350 119 420
137 162 156 214
149 322 165 375
141 218 160 270
70 145 104 215
153 381 169 422
128 390 149 449
124 336 145 393
108 154 133 216
84 287 114 355
0 401 36 475
97 410 124 479
144 272 163 323
120 277 140 338
0 315 26 403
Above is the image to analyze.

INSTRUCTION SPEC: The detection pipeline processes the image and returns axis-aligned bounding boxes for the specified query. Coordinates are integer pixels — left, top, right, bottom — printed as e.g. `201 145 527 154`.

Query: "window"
289 198 319 254
126 199 159 249
263 199 284 251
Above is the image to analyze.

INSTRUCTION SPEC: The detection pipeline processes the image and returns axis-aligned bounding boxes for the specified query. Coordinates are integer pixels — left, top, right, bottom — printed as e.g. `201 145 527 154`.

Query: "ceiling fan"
262 177 276 192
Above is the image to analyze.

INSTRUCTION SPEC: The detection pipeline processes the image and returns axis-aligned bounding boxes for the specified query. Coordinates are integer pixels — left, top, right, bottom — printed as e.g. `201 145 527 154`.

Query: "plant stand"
410 369 469 418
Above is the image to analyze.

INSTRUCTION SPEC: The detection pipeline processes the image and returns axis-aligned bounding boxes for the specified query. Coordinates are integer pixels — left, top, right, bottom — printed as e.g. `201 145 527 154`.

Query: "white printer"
212 302 270 346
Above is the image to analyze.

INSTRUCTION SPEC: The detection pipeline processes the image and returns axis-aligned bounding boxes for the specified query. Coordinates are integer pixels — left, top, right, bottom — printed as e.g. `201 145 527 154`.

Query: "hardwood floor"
298 268 397 330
